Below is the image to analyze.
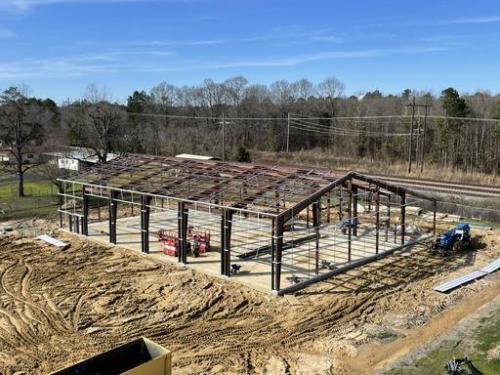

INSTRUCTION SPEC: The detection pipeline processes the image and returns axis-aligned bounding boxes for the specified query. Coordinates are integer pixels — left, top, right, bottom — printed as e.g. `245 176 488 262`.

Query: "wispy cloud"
441 16 500 25
196 46 448 70
0 53 120 79
0 0 167 11
134 46 448 74
135 27 344 50
137 39 225 47
0 45 448 79
0 25 16 38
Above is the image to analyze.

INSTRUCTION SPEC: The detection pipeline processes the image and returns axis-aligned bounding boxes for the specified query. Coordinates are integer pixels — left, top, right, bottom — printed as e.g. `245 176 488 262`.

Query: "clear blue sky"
0 0 499 102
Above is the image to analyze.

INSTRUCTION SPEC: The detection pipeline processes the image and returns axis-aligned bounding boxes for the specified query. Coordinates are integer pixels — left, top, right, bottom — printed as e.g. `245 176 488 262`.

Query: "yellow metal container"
52 337 171 375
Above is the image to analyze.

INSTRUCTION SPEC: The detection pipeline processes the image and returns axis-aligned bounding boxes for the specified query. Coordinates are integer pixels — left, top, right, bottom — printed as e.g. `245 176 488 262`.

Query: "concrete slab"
87 209 422 293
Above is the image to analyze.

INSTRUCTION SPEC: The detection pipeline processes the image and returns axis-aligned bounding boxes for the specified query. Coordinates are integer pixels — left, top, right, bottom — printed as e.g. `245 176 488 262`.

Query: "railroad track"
367 174 500 199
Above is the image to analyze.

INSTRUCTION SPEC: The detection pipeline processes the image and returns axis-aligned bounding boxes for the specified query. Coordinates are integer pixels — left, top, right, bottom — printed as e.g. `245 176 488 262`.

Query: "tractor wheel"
462 239 471 251
452 241 462 253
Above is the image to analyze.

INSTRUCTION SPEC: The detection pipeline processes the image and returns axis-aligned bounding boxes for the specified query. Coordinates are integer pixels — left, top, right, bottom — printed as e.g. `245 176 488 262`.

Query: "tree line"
0 77 499 196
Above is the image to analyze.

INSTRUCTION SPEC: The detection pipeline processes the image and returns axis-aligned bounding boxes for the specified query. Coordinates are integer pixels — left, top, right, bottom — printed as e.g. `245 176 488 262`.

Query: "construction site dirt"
1 224 499 374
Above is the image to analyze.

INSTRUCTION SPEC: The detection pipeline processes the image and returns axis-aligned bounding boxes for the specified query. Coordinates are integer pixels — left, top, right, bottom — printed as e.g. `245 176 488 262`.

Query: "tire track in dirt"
1 229 498 375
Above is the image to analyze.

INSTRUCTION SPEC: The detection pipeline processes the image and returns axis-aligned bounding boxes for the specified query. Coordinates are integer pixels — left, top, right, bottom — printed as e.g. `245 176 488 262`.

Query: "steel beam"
350 172 433 201
280 172 354 223
277 235 432 295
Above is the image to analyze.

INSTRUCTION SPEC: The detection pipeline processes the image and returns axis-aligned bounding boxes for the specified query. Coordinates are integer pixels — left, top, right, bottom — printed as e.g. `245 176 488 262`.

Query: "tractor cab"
434 222 471 254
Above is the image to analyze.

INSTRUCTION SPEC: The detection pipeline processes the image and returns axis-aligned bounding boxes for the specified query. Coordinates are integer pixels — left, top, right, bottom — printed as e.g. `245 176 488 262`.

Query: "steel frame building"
58 154 437 294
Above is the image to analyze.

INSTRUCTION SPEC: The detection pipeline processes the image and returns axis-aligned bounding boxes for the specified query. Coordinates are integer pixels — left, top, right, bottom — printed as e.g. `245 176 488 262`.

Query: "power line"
127 111 500 124
291 119 411 136
289 124 411 137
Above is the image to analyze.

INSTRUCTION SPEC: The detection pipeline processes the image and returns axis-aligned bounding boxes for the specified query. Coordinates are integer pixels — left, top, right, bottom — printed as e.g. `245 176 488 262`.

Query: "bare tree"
0 87 58 197
65 85 126 163
317 77 345 116
223 76 248 109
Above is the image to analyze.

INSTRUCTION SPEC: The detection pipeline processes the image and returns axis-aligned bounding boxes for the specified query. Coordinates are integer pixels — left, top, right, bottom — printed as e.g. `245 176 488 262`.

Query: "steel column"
401 191 406 245
222 209 233 277
327 192 331 224
271 218 275 290
273 216 284 292
141 195 151 254
82 187 89 236
58 185 64 228
177 202 187 264
109 190 118 244
352 185 358 236
433 199 437 235
375 189 380 254
312 200 321 275
347 180 352 261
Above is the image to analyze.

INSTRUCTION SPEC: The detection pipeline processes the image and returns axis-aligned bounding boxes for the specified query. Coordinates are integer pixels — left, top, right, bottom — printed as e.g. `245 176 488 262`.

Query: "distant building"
175 154 217 161
44 147 118 171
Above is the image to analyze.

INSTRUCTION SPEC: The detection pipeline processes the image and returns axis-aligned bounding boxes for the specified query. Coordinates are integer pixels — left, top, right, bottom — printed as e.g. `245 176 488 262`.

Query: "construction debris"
37 234 70 249
434 258 500 293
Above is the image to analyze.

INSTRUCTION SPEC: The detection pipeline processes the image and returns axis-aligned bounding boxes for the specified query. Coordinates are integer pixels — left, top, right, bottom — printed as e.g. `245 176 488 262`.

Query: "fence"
0 185 59 219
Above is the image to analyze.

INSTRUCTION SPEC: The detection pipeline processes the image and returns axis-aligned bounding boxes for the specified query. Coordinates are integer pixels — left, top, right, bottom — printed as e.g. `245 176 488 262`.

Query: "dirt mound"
0 227 499 374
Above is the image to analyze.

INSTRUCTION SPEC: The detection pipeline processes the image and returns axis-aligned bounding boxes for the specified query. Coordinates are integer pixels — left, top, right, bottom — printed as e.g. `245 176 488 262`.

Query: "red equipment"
158 230 177 256
157 228 211 257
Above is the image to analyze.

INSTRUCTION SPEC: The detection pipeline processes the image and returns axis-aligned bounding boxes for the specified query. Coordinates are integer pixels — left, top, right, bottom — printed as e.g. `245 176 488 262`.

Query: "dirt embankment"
0 227 499 374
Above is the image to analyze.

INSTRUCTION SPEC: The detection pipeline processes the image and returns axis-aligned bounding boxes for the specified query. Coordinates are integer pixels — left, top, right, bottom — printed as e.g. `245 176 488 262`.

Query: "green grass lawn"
386 306 500 374
0 179 59 220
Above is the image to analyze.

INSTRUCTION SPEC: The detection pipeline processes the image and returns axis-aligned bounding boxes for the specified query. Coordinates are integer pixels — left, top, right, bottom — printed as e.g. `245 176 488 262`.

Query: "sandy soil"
0 224 499 374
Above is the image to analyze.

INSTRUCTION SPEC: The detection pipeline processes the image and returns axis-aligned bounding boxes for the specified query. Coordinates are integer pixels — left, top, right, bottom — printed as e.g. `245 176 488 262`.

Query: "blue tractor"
340 217 359 235
433 222 472 254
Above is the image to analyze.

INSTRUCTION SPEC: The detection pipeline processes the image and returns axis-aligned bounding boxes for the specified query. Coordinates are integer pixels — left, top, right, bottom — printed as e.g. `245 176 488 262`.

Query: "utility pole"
415 108 421 170
407 97 416 174
286 113 290 153
407 97 432 174
420 98 430 173
222 113 225 161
